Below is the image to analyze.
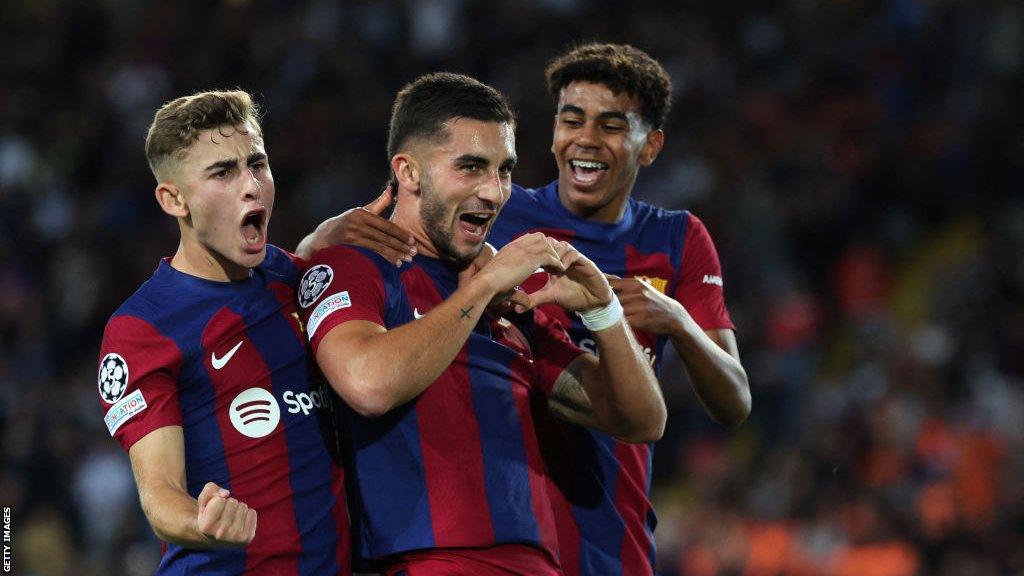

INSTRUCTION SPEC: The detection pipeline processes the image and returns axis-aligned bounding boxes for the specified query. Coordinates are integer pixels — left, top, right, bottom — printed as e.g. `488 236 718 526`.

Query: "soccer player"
96 90 412 575
486 43 752 575
297 72 666 576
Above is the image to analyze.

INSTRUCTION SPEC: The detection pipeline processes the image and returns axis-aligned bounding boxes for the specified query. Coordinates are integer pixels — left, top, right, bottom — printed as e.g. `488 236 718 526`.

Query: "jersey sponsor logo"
104 389 147 436
229 387 281 438
578 338 657 367
298 264 334 308
634 275 669 294
211 341 243 370
98 353 129 403
283 389 328 416
306 290 351 341
702 274 723 286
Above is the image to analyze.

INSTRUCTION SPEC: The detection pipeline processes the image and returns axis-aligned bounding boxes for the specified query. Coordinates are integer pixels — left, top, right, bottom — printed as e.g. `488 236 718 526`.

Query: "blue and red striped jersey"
299 245 585 569
97 245 349 576
488 181 735 576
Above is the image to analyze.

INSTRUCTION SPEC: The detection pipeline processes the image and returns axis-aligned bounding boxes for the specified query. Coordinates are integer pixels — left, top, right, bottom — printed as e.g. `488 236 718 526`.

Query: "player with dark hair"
486 43 752 576
298 72 666 576
96 89 415 575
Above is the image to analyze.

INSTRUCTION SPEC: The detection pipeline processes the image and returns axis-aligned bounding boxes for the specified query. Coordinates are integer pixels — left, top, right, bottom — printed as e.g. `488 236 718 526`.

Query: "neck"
557 175 635 223
392 194 439 259
170 240 250 282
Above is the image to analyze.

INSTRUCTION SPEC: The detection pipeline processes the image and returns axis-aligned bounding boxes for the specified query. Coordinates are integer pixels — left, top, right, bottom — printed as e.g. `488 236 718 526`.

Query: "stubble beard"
419 176 481 269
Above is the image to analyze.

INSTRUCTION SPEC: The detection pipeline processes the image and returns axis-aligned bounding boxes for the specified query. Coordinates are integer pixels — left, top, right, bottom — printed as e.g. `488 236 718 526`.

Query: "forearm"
670 320 750 428
319 276 496 416
588 320 666 442
138 482 215 548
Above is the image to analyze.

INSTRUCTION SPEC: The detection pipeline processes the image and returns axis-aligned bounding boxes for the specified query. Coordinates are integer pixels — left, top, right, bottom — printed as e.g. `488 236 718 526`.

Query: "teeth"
570 160 608 170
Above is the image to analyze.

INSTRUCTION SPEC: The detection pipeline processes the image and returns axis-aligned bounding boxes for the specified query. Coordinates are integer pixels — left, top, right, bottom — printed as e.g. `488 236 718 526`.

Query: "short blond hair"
144 90 262 179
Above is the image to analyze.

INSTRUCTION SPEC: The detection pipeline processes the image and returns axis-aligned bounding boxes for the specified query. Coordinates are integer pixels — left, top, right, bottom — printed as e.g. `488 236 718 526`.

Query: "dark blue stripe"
569 430 625 575
466 335 541 546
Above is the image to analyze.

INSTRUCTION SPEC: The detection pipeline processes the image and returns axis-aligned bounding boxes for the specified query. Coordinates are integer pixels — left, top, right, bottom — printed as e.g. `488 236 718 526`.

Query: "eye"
461 163 481 172
603 123 626 133
249 161 268 173
560 117 583 128
213 168 232 179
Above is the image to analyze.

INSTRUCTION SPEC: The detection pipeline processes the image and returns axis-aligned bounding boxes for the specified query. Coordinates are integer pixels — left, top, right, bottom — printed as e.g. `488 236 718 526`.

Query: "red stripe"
509 352 560 564
613 442 654 576
402 269 494 546
203 307 299 576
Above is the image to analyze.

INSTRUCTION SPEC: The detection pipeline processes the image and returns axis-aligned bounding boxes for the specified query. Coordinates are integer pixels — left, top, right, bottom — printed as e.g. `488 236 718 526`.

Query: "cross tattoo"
460 306 474 318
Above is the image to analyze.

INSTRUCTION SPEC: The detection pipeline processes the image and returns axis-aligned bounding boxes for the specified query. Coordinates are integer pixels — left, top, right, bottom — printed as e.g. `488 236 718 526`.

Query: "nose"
574 120 600 149
476 170 505 207
242 167 262 202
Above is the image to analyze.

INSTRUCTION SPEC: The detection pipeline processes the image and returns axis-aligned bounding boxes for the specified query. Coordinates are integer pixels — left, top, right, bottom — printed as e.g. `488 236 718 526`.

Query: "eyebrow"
456 154 518 170
558 104 629 123
203 152 267 173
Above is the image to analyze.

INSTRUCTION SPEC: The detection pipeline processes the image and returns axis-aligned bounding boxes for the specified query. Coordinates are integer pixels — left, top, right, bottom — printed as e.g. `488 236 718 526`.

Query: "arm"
128 426 256 548
295 187 417 265
532 243 666 443
611 277 751 428
314 233 565 417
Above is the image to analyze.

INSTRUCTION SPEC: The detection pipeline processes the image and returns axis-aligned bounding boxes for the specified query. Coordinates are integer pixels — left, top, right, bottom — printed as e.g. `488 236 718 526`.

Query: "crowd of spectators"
1 1 1021 574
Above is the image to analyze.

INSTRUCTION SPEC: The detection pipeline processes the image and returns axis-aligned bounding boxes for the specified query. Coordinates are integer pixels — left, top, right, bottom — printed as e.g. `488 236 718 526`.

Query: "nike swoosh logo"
413 308 424 319
212 341 243 370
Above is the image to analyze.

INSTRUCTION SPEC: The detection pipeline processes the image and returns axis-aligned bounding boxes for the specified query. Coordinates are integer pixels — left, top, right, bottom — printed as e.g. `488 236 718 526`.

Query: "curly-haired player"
488 42 752 576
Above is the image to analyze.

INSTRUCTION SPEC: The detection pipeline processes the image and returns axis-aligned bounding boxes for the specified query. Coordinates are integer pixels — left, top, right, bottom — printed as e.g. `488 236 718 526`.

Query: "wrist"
577 294 624 332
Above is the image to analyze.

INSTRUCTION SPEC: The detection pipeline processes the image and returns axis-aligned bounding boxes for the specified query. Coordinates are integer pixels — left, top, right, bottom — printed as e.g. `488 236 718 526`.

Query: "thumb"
197 482 229 511
362 186 394 215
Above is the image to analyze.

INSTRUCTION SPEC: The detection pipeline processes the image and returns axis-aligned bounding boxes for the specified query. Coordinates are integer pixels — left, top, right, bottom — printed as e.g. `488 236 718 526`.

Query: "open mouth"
241 209 267 250
457 211 494 238
569 159 609 185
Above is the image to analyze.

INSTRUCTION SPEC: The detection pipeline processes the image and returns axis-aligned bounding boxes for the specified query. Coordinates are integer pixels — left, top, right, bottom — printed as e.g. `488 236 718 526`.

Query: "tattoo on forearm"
460 306 474 318
549 358 593 423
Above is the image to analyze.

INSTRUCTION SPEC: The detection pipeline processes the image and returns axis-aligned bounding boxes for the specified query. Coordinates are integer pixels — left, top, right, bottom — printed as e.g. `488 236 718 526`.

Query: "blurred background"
2 0 1022 574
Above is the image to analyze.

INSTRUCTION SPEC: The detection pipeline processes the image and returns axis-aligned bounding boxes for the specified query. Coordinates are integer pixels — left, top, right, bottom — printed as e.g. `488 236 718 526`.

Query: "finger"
199 494 227 532
361 211 416 246
362 185 394 215
349 238 412 267
230 501 251 537
218 498 241 533
506 289 533 313
605 273 622 281
197 482 224 510
244 508 258 542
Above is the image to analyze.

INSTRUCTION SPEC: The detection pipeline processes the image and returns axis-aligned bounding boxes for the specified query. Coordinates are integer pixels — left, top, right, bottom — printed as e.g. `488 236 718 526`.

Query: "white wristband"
577 295 624 332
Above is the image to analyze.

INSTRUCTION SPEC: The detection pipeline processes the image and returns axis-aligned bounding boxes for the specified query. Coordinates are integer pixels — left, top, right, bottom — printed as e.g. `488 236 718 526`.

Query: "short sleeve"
97 315 183 451
675 214 735 331
298 245 388 354
531 307 587 395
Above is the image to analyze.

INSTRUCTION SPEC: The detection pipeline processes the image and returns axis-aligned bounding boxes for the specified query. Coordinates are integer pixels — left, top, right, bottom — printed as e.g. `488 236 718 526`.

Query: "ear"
638 129 665 167
155 182 189 218
391 153 421 195
550 114 559 156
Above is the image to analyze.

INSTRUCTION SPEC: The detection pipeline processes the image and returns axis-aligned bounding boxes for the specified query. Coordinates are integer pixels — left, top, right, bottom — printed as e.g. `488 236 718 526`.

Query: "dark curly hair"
545 43 672 130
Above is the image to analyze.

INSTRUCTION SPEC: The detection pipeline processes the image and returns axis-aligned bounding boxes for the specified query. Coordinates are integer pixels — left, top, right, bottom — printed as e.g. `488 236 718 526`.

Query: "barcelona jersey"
488 181 735 576
299 246 586 570
97 245 349 576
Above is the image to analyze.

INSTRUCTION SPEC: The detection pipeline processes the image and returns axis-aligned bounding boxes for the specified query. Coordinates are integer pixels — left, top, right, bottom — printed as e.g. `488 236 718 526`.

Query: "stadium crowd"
1 0 1021 574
